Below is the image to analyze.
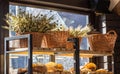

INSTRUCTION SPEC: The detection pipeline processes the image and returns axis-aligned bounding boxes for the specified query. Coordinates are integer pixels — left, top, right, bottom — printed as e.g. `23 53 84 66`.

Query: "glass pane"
9 54 28 74
9 5 89 50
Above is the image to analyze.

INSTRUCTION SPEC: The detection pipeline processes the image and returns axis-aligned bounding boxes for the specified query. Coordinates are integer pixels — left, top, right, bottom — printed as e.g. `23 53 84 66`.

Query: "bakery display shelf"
8 47 74 54
4 34 114 74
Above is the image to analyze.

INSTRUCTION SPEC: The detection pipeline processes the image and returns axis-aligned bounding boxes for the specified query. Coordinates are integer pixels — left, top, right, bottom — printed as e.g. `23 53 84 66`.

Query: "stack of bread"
18 62 113 74
55 63 64 71
69 67 82 74
45 62 64 72
82 63 96 71
17 62 64 74
32 63 47 73
96 69 108 74
69 62 113 74
81 68 92 74
80 62 96 74
81 63 113 74
18 68 27 74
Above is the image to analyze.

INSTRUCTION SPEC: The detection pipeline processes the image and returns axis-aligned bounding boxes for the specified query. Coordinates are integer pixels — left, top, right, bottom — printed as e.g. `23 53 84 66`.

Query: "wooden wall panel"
95 0 110 13
0 0 9 74
106 21 120 27
105 14 120 74
9 0 110 13
106 14 120 21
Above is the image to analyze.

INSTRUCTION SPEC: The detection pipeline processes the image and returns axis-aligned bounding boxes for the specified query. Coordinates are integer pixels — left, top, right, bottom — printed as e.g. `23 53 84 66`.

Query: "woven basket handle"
107 30 117 36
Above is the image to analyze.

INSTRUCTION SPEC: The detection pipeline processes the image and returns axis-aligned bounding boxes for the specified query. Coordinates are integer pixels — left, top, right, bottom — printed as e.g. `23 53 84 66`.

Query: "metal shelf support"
4 34 33 74
68 38 80 74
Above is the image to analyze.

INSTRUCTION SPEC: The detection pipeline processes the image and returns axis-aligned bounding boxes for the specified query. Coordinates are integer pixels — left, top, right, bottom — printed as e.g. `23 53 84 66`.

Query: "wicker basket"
105 30 117 51
88 30 117 52
46 31 70 48
18 32 44 48
17 31 82 49
45 31 82 49
18 31 72 49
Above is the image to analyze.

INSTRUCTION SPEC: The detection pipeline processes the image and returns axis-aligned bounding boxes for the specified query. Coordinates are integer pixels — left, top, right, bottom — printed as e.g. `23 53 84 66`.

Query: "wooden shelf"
80 50 113 56
58 50 113 58
8 47 113 57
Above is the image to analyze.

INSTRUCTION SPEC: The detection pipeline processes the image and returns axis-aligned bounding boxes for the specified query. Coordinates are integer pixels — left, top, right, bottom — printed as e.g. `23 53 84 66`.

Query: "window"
9 5 89 49
9 5 89 72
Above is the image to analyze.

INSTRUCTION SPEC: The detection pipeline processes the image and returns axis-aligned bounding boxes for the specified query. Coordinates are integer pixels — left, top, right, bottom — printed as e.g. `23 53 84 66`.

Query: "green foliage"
2 12 58 34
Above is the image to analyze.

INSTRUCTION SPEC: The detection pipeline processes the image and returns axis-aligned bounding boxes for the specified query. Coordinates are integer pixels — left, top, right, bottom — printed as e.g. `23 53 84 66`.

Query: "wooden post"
50 55 55 62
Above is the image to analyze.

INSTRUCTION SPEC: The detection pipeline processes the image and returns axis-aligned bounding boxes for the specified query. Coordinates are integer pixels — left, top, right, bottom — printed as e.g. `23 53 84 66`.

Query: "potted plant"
46 24 93 49
2 12 59 48
65 25 93 49
2 12 92 49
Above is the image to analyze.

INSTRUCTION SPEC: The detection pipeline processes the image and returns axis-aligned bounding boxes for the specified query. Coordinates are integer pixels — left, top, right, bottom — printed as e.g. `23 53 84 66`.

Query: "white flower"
68 24 92 37
75 25 82 31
